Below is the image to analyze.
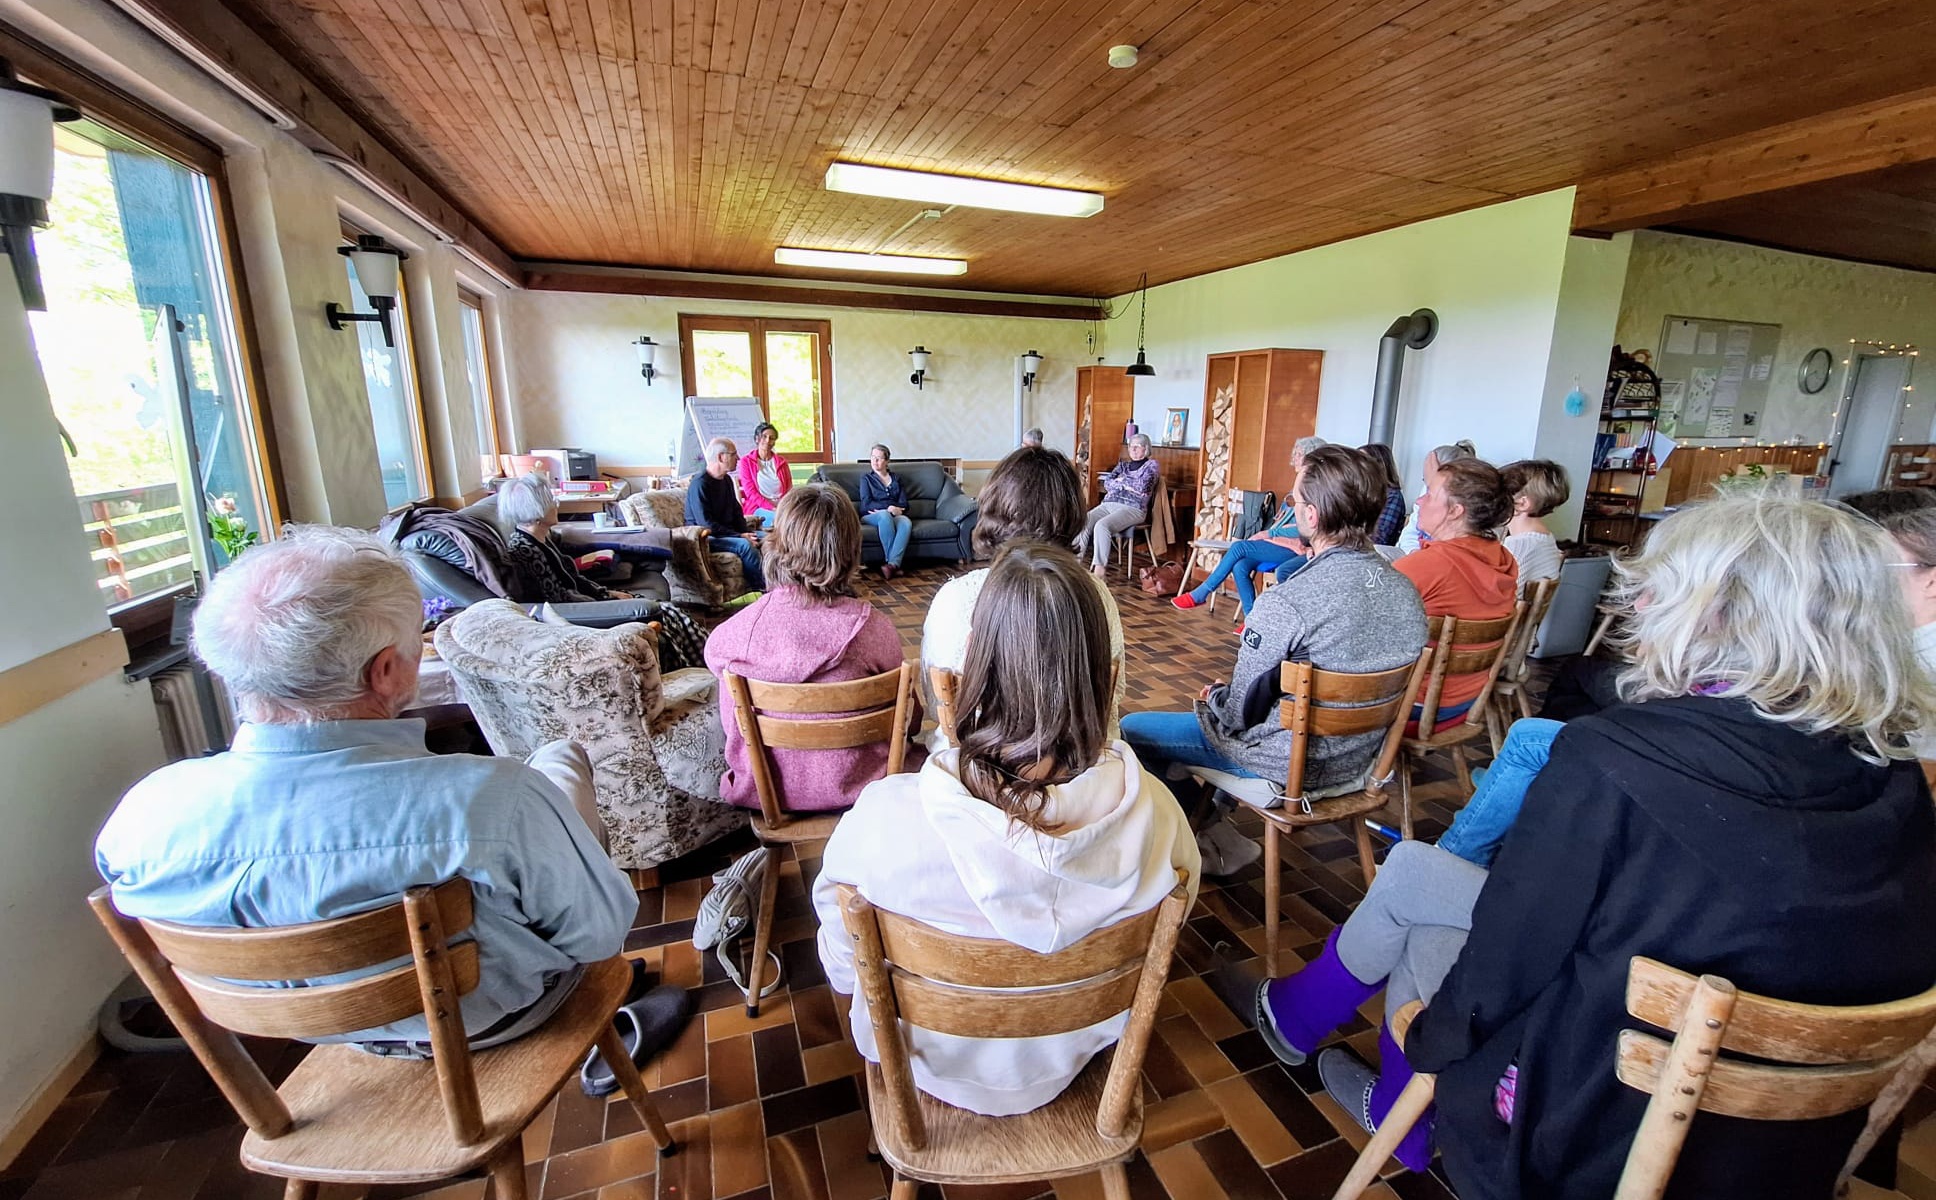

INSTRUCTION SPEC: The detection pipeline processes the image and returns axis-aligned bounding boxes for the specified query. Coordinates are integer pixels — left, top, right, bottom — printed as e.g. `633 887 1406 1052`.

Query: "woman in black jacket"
1261 490 1936 1198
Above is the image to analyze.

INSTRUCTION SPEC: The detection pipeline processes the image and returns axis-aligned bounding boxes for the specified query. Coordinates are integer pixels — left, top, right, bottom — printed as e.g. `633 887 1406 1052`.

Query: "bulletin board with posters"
1651 315 1782 439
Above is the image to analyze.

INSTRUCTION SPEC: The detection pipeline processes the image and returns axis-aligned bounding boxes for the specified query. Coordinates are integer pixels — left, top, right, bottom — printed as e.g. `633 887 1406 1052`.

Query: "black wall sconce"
0 58 79 312
1021 349 1042 390
909 345 931 389
635 335 659 383
327 233 408 347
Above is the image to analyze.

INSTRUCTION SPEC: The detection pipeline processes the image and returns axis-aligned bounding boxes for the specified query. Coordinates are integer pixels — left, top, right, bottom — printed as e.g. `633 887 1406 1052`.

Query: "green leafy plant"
207 495 258 561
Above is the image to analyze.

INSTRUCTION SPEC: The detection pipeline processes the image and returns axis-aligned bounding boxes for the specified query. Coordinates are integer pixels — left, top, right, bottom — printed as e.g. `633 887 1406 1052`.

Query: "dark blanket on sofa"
380 504 517 599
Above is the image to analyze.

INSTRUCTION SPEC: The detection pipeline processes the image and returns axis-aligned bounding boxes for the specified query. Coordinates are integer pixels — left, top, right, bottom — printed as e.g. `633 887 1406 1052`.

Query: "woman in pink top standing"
736 421 793 529
705 484 920 810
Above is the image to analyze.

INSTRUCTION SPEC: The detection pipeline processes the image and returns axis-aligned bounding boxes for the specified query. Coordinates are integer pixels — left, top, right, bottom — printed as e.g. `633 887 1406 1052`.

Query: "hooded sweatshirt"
812 742 1201 1115
1394 534 1518 709
1408 696 1936 1200
703 587 919 811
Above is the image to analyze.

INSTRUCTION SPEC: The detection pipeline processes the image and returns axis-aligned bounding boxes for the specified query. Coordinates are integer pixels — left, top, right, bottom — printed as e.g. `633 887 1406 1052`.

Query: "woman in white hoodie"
813 541 1201 1116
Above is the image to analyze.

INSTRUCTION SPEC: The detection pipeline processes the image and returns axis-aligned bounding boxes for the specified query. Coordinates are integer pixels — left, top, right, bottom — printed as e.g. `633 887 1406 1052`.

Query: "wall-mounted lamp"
0 58 79 312
327 233 408 348
635 335 659 383
909 345 931 389
1021 349 1042 390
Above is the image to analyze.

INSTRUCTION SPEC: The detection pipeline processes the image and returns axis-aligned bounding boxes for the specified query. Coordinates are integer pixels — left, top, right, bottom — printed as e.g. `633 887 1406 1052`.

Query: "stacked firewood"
1074 390 1094 488
1187 384 1238 577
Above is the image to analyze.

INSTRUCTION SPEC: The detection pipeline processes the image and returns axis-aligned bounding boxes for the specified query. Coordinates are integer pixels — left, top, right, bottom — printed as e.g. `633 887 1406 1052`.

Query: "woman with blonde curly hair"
1257 490 1936 1199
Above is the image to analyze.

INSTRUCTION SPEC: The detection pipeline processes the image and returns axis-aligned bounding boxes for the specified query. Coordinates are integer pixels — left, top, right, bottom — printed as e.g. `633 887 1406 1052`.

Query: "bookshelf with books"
1584 347 1662 549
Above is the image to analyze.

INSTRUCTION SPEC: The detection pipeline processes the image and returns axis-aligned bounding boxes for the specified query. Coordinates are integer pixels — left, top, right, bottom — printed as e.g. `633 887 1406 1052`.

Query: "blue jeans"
864 510 913 566
1119 711 1260 780
1189 540 1296 613
754 508 777 529
1273 553 1309 583
712 535 766 591
1435 717 1560 868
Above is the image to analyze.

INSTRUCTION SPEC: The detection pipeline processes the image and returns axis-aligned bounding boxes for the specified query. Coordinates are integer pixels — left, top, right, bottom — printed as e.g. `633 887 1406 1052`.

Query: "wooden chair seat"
750 811 843 844
865 1055 1140 1186
1255 787 1393 830
243 955 633 1185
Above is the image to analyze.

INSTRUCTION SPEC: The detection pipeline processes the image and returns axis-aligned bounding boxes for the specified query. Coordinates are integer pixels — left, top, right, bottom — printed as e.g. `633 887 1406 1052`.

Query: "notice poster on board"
1653 315 1782 436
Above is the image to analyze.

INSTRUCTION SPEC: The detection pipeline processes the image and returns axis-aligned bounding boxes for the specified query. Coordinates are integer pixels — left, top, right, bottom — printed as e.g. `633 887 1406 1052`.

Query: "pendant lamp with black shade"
1124 271 1156 377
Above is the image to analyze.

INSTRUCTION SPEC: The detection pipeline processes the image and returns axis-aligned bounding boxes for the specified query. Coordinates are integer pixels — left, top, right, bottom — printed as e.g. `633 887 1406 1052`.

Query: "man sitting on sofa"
684 436 767 591
96 526 685 1067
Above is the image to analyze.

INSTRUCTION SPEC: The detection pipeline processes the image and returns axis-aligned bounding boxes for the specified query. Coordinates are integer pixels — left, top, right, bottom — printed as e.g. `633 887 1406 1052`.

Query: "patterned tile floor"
2 563 1921 1200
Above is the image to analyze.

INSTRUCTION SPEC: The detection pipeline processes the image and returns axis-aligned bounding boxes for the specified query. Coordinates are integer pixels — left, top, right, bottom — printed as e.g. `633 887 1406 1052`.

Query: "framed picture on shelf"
1162 407 1188 446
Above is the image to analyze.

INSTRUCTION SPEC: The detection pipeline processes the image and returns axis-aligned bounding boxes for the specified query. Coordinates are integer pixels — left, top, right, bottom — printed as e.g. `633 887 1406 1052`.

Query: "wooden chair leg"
1516 687 1536 721
1352 818 1378 891
488 1142 530 1200
744 844 782 1016
1397 757 1415 841
282 1181 317 1200
1100 1160 1132 1200
1449 744 1474 798
596 1023 677 1153
890 1176 920 1200
1330 1073 1438 1199
1485 705 1505 756
1263 820 1282 978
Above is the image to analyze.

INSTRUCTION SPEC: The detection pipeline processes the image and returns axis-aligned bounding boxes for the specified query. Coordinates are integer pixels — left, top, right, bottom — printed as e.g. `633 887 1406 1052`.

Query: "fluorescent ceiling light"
775 247 967 275
825 162 1104 218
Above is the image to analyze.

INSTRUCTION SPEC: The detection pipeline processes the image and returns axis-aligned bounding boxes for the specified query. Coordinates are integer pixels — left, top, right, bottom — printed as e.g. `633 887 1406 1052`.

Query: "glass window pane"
765 331 821 455
346 259 426 509
460 301 496 482
692 330 754 397
33 122 266 607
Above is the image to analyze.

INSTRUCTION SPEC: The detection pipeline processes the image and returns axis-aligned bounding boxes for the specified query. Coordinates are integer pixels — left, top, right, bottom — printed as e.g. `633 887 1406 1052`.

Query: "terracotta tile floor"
2 564 1922 1200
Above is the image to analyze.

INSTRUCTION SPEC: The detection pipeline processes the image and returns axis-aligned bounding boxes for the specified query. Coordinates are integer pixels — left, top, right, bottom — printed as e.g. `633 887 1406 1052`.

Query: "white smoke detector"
1107 44 1139 69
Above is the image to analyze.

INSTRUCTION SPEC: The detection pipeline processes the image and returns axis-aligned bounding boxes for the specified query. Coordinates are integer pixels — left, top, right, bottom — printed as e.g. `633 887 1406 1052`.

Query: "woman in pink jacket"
705 484 920 810
736 421 793 528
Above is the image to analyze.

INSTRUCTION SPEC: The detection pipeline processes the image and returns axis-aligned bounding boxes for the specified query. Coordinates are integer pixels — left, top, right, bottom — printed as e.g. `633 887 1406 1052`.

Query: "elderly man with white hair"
1074 431 1161 574
95 527 686 1079
683 436 766 591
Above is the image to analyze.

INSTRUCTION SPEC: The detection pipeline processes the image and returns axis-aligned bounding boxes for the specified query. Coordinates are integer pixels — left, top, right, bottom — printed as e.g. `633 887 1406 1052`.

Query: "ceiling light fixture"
774 246 967 276
1108 45 1140 69
1125 272 1156 377
824 161 1104 219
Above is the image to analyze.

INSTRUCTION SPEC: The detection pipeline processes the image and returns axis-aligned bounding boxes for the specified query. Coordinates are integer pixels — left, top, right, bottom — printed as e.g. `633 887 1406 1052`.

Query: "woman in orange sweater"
1394 456 1518 725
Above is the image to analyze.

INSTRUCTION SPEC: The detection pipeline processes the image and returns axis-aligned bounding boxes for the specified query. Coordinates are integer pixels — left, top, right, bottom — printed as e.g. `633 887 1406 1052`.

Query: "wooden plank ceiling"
228 0 1936 297
1666 161 1936 276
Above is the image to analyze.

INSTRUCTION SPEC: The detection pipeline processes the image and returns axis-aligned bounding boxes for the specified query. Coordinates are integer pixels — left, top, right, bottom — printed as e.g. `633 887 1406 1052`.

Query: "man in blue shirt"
96 527 652 1054
684 436 766 591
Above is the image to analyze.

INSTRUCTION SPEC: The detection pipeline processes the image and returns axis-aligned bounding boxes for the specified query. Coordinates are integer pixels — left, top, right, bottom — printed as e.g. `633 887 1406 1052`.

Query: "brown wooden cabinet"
1192 349 1322 544
1073 365 1136 505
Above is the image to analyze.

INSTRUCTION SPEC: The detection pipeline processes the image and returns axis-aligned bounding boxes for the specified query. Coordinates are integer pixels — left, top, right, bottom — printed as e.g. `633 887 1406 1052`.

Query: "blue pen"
1364 819 1403 843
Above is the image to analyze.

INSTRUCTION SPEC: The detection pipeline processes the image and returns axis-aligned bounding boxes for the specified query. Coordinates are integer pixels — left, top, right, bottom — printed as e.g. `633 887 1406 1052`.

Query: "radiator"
149 664 234 760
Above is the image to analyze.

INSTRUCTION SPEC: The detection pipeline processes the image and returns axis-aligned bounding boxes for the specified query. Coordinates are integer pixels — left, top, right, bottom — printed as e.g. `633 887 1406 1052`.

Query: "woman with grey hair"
1258 490 1936 1197
1075 432 1161 574
497 472 626 604
1173 435 1327 615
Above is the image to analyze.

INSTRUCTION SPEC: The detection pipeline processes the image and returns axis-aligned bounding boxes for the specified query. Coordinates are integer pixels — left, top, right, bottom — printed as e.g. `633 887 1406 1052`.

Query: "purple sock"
1368 1021 1436 1173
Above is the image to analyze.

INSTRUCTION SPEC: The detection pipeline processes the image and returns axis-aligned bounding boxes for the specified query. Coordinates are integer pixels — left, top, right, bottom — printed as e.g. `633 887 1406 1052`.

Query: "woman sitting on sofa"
496 472 626 604
858 443 913 580
814 540 1200 1116
704 484 918 812
736 421 793 529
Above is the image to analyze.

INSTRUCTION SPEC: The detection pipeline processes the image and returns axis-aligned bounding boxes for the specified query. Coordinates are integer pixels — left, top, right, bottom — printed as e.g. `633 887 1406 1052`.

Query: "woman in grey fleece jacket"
1123 447 1428 801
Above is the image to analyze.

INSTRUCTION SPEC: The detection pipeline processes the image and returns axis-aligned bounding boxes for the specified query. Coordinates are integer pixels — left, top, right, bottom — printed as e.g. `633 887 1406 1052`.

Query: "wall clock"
1799 347 1833 395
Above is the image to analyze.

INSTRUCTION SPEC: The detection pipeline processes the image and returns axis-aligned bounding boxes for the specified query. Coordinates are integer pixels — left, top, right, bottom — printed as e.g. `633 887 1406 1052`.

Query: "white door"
1828 355 1911 498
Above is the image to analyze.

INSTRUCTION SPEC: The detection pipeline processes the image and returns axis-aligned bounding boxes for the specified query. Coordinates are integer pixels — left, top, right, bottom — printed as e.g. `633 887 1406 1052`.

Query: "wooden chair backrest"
1502 577 1560 685
1277 653 1433 800
1411 607 1525 734
838 871 1191 1150
724 662 916 828
87 879 490 1145
1612 956 1936 1200
927 666 960 746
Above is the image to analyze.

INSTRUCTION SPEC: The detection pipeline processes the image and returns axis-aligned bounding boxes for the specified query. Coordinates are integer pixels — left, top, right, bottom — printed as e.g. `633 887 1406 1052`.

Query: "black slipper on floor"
579 984 692 1098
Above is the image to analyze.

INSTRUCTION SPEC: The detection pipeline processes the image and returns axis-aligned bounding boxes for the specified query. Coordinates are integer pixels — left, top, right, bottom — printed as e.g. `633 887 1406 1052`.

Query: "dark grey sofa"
810 461 978 565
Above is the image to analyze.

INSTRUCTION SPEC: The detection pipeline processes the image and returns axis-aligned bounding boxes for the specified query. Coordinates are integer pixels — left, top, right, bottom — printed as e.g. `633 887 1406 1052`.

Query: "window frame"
677 314 836 462
2 24 286 645
340 219 433 510
457 288 502 471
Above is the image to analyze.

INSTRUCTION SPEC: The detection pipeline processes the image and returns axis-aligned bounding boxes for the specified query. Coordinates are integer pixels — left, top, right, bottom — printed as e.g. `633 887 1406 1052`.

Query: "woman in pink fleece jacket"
705 484 920 810
735 421 793 527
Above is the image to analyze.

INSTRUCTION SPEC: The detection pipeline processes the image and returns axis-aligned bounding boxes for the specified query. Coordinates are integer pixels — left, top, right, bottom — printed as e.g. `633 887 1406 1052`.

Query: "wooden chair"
1184 653 1432 975
1330 958 1936 1200
1395 608 1525 838
87 881 674 1199
723 661 916 1016
1487 577 1560 750
927 665 961 746
837 870 1192 1200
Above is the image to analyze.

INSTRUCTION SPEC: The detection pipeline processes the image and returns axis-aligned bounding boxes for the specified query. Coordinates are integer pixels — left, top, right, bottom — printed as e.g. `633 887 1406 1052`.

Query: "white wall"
1615 230 1936 446
507 291 1093 467
0 266 166 1145
1534 234 1635 538
1099 190 1580 485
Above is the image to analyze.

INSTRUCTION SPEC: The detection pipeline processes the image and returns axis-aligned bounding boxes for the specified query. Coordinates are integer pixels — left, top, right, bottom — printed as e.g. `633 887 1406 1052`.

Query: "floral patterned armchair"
614 488 748 606
433 600 744 868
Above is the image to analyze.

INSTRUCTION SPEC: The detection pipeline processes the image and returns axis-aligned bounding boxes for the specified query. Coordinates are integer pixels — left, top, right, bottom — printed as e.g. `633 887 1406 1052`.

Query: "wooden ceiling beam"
1573 83 1936 233
522 266 1103 321
110 0 520 283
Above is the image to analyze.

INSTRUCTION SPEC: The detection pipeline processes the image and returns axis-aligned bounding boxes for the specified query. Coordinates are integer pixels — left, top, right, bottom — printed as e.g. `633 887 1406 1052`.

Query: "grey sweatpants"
1076 502 1143 570
1334 840 1487 1013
